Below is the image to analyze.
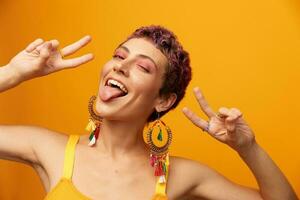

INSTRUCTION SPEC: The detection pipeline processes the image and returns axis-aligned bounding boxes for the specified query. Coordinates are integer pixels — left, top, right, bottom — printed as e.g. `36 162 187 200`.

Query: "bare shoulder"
29 127 70 182
168 156 262 200
0 124 68 166
31 126 69 156
169 155 212 180
30 126 69 168
169 155 236 187
0 125 71 191
168 155 213 198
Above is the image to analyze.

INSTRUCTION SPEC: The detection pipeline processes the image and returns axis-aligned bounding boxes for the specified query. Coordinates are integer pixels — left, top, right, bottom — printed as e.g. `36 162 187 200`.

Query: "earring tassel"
89 134 96 146
158 175 166 183
86 119 97 132
152 194 168 200
155 162 165 176
162 162 167 174
88 125 101 146
150 154 157 167
94 126 100 139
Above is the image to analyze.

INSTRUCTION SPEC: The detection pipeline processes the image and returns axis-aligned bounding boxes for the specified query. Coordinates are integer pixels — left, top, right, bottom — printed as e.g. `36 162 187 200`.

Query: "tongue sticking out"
99 85 126 102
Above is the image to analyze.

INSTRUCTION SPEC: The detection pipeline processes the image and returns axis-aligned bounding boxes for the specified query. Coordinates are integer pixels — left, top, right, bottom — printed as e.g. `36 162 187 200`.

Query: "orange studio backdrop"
0 0 299 199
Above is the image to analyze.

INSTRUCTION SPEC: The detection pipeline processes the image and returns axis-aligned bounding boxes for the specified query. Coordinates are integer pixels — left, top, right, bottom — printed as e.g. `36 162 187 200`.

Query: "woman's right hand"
7 35 94 82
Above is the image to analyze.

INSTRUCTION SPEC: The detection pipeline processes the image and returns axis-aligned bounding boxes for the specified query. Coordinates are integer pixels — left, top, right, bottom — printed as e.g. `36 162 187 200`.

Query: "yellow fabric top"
44 134 169 200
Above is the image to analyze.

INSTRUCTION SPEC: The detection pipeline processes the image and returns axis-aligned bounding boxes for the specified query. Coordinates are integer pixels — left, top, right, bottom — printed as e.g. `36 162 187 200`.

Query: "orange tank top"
44 134 169 200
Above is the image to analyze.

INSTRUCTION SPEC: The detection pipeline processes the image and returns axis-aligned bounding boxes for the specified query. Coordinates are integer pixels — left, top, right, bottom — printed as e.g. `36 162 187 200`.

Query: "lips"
99 76 129 102
105 79 128 94
105 77 128 93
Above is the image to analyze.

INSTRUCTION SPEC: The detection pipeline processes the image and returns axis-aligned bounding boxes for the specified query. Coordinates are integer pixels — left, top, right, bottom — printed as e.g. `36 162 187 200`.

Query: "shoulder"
169 155 215 178
30 126 69 154
167 155 215 198
169 155 230 186
169 155 213 178
32 128 91 163
30 127 90 151
30 127 70 166
29 127 88 176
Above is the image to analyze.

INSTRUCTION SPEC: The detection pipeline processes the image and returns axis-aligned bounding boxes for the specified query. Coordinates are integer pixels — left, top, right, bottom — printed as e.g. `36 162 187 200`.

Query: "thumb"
225 118 236 132
39 42 52 60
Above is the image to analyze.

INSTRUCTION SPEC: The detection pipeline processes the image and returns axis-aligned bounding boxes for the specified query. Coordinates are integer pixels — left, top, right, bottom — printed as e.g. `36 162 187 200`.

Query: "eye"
113 54 124 59
138 65 150 73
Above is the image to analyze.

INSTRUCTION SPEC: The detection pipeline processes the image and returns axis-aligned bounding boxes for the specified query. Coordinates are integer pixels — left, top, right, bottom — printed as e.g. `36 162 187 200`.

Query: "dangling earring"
86 95 103 146
146 111 172 184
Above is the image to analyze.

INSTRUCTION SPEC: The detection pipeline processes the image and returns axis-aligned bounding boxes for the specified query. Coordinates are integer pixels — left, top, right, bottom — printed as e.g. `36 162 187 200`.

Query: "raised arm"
0 36 93 92
0 64 22 92
182 87 298 200
0 35 93 166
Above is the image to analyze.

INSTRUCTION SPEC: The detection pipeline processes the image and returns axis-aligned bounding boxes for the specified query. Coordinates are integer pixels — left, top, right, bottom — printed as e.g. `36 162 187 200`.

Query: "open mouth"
105 78 128 97
99 76 131 102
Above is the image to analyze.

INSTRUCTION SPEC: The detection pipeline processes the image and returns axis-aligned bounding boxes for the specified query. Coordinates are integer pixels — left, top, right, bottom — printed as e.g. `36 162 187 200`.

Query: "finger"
226 114 241 122
36 40 59 52
193 87 216 118
225 121 236 132
36 42 46 52
58 53 94 69
218 107 231 117
60 35 92 57
226 108 242 122
182 107 208 131
25 38 44 53
218 107 237 132
223 109 240 132
49 39 59 51
39 42 52 59
231 108 243 118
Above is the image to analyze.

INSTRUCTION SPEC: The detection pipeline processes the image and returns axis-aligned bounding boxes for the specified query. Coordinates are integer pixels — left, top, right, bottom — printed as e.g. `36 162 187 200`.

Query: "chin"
94 100 124 121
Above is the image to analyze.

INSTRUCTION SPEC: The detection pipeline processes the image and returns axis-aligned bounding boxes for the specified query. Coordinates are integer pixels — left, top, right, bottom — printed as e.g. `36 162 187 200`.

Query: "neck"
96 118 149 160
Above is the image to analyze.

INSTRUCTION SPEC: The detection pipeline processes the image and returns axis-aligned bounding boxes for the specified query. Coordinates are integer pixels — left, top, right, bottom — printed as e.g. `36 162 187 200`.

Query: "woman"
0 25 298 200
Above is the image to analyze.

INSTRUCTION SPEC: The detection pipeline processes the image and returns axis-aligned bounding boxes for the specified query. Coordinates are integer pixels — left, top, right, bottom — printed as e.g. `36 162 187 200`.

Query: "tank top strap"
62 134 80 180
154 154 170 196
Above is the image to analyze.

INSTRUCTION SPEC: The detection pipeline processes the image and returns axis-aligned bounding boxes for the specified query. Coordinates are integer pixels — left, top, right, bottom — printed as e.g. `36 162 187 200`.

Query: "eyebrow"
115 45 158 70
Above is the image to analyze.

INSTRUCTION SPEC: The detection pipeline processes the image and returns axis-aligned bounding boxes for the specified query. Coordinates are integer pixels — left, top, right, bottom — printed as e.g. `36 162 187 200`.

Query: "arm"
0 64 22 92
182 87 298 200
1 36 93 93
185 142 297 200
0 35 93 166
184 158 263 200
0 125 62 166
238 141 298 200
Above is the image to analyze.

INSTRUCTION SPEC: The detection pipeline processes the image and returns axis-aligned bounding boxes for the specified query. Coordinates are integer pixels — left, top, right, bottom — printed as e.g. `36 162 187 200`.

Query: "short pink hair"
124 25 192 122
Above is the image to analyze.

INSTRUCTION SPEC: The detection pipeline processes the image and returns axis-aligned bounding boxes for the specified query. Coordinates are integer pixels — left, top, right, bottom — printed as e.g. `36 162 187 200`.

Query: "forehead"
117 38 168 69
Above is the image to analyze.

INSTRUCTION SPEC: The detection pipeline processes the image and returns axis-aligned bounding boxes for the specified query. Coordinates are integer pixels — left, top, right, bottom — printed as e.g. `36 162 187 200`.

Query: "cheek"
100 61 113 78
132 75 161 99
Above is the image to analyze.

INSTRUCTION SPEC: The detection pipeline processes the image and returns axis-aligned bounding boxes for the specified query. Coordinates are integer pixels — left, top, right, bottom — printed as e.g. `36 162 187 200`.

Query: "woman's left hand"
182 87 256 153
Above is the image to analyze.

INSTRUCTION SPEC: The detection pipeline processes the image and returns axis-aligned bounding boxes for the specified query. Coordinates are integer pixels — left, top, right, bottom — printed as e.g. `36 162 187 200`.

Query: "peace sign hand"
8 35 94 82
182 87 256 153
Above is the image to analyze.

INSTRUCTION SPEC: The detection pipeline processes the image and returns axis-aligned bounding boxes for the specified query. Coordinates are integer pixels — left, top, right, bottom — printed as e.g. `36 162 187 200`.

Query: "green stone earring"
146 111 172 184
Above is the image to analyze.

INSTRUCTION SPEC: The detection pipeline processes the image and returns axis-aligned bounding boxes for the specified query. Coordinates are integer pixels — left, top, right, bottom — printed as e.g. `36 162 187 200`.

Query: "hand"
182 87 256 153
7 35 94 82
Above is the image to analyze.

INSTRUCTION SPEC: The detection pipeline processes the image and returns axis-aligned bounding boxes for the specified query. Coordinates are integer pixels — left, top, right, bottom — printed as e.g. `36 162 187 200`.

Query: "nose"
113 62 129 76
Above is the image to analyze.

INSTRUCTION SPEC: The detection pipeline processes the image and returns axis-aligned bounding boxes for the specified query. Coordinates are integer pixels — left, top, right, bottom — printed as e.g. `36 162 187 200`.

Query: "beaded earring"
86 95 103 146
146 112 172 184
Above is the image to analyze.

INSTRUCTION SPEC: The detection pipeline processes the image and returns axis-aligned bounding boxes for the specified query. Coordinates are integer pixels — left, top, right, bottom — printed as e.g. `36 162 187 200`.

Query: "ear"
155 93 177 112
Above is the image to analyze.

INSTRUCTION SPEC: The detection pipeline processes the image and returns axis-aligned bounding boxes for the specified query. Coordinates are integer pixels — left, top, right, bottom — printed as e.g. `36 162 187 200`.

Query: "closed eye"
113 54 124 59
138 65 149 73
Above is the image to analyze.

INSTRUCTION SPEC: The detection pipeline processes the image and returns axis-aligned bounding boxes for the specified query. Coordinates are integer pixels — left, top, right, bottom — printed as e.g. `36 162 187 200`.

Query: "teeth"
107 79 128 94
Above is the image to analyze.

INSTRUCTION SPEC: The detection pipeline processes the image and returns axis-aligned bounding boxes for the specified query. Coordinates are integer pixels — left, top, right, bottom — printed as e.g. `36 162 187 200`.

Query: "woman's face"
95 37 171 122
